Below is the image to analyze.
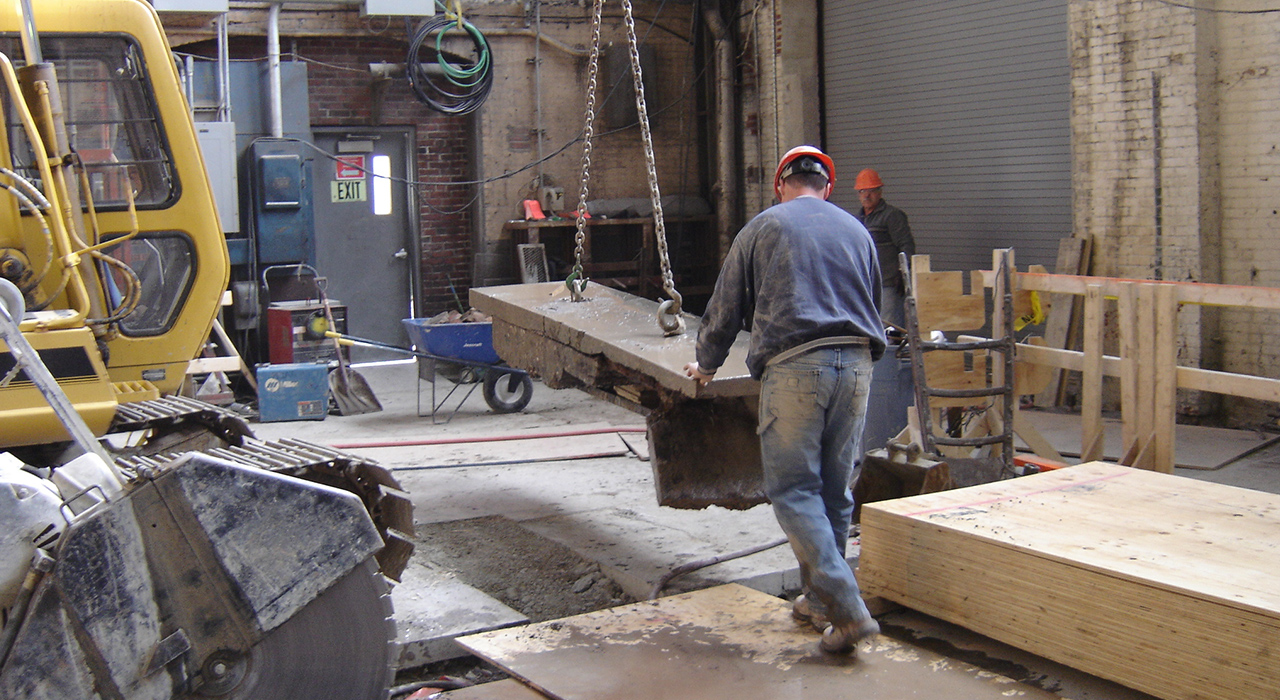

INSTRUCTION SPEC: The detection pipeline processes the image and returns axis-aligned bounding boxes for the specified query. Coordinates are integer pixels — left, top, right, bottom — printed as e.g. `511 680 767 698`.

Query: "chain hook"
656 292 685 336
565 271 588 301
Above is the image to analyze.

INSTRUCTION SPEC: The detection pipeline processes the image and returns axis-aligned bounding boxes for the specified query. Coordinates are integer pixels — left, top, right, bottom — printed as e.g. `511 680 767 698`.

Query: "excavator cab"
0 3 407 697
0 1 230 454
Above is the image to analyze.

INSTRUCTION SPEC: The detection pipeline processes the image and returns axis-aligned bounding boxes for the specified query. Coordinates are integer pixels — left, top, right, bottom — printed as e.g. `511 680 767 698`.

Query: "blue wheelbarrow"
401 318 534 420
309 316 533 421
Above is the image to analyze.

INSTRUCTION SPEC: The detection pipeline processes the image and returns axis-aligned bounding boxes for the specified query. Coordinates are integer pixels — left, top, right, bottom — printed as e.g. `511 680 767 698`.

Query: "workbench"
503 217 714 299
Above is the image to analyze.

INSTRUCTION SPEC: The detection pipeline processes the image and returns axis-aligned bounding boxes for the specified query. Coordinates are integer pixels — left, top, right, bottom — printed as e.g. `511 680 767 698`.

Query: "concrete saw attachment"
0 453 397 700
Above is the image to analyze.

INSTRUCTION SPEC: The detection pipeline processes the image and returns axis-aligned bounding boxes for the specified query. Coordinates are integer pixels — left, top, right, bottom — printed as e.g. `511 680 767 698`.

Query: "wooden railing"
911 250 1280 473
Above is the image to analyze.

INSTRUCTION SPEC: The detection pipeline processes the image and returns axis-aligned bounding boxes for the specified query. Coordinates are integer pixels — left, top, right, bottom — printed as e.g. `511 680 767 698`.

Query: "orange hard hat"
854 168 884 190
774 145 835 199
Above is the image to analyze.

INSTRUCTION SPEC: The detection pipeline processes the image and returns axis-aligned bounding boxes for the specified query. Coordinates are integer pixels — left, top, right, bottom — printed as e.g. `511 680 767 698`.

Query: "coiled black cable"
406 6 493 115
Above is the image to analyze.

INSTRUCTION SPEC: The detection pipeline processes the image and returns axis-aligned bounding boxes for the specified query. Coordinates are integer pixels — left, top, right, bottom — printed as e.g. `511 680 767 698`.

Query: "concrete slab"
470 282 756 399
393 557 529 670
471 282 769 510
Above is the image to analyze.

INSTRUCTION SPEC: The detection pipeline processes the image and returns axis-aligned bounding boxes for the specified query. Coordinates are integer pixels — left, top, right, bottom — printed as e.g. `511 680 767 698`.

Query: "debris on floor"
412 516 635 622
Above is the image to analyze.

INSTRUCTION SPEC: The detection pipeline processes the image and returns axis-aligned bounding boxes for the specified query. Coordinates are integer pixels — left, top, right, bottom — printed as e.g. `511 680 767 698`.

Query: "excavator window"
102 231 194 336
0 34 176 209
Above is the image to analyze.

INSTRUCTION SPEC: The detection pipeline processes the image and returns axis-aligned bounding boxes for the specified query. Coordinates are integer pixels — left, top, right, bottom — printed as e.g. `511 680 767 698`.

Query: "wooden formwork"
909 251 1280 473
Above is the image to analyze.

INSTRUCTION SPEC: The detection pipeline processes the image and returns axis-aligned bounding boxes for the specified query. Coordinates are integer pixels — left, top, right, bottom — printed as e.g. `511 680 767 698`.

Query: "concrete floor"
252 359 1280 699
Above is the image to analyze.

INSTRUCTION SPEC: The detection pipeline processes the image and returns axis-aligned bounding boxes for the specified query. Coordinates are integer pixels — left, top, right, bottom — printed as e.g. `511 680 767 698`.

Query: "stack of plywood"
859 461 1280 700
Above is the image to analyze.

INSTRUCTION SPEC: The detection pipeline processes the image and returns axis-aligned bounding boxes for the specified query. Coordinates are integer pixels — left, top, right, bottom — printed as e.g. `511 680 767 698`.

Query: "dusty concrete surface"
251 359 799 671
249 359 1280 699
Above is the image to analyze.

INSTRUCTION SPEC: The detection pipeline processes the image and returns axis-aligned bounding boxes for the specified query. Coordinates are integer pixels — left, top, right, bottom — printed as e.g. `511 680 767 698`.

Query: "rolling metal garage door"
822 1 1070 274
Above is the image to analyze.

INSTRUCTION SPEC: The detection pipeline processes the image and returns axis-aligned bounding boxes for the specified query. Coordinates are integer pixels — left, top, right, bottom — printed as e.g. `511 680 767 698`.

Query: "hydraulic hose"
406 2 493 115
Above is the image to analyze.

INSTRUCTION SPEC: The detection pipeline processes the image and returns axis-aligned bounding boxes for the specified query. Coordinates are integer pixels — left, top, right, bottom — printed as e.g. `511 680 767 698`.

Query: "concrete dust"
412 515 635 622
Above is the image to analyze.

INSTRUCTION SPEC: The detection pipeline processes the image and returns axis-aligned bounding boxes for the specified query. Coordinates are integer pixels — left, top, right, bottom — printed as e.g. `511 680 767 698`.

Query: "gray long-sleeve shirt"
696 196 885 379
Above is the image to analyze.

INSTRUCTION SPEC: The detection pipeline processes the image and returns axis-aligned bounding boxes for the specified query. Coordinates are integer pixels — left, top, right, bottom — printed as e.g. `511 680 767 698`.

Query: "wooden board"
1015 410 1276 470
1036 236 1090 407
859 462 1280 700
458 584 1061 700
439 679 549 699
470 282 756 400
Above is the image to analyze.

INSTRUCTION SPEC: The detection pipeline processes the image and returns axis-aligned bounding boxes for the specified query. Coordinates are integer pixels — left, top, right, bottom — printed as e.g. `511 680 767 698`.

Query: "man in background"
854 168 915 327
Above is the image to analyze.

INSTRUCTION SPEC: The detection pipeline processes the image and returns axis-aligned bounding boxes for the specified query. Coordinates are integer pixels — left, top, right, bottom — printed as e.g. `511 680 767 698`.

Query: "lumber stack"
859 462 1280 700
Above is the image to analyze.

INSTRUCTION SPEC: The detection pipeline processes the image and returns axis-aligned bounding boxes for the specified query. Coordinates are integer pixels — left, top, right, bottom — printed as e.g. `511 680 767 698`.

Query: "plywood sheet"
1016 410 1277 469
859 462 1280 700
470 282 756 400
458 584 1060 700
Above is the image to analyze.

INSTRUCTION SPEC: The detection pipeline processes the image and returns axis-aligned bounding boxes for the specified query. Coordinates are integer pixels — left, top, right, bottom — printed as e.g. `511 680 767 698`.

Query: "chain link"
621 0 684 334
568 0 606 301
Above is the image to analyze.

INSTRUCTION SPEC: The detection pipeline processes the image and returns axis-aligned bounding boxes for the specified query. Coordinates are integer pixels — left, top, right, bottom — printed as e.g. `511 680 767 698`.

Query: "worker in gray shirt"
853 168 915 328
686 146 884 656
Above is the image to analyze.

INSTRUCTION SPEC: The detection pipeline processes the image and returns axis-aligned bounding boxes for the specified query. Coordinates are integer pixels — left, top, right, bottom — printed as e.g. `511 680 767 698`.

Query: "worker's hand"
684 362 715 387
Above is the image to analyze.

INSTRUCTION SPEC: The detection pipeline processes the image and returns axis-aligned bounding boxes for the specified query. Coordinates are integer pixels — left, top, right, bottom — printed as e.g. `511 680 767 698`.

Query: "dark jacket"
854 200 915 290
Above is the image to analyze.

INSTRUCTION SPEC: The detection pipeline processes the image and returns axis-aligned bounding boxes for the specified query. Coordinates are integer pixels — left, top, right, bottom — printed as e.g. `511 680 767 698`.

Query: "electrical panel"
251 143 315 265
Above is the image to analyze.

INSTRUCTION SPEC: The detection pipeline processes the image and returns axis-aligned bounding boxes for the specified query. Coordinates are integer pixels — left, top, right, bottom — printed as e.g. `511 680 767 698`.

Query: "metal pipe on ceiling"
703 7 736 264
267 3 283 138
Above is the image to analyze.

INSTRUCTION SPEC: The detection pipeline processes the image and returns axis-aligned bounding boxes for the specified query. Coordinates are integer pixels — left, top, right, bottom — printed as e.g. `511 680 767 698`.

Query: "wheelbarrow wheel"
482 369 533 413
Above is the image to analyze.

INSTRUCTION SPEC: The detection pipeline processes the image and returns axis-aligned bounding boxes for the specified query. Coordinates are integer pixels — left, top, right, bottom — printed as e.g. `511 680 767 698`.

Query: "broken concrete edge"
470 282 756 400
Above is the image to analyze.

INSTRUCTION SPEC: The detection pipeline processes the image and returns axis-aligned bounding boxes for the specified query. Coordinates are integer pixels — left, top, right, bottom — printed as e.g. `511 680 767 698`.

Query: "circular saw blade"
190 558 396 700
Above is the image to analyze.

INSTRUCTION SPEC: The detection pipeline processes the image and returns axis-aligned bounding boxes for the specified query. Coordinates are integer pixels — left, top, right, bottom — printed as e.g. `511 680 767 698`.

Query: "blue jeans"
758 345 874 627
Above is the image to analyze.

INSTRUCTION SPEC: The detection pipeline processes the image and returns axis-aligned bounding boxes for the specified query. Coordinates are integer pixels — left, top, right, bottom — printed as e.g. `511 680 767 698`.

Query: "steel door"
312 128 418 362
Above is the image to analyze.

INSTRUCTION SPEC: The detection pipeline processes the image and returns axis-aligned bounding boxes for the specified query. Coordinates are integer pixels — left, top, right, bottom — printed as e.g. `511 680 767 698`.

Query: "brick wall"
296 36 474 314
1070 1 1279 426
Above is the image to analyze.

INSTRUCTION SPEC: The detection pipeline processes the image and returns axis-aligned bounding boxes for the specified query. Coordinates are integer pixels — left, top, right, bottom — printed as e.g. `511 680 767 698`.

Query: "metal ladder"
899 250 1017 478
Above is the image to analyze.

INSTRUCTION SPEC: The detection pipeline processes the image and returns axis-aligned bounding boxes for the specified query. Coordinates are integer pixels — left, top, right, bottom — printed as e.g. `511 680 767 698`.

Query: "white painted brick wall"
1071 1 1280 425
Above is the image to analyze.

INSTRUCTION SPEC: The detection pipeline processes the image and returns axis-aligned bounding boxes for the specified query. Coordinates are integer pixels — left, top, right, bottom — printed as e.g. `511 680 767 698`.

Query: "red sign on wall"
335 155 365 180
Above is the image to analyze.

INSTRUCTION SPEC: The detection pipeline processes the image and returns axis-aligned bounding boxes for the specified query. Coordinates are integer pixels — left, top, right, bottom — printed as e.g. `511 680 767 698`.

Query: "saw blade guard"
0 452 396 699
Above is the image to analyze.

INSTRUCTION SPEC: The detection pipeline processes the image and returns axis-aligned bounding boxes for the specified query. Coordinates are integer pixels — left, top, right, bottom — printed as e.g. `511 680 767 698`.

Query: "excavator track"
111 395 256 453
112 399 414 581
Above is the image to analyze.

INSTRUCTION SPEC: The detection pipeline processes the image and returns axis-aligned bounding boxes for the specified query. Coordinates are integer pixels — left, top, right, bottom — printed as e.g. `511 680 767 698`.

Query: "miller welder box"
257 363 329 422
266 300 347 365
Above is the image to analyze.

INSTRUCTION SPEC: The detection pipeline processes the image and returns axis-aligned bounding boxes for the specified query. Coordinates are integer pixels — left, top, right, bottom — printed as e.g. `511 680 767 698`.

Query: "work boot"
819 615 880 655
791 594 829 632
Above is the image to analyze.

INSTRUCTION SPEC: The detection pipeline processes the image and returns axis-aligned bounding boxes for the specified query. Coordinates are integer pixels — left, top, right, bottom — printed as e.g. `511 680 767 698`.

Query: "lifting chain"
621 0 684 336
567 0 605 302
568 0 685 336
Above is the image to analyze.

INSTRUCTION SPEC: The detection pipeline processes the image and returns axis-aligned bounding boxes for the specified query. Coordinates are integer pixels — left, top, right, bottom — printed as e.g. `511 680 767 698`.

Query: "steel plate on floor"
457 584 1061 700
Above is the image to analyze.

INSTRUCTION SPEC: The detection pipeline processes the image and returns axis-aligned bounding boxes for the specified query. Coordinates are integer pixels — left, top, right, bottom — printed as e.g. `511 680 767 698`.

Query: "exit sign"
331 180 367 202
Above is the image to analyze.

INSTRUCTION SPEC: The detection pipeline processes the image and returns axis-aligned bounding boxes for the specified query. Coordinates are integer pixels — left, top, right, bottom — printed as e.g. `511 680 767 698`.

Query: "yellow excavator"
0 1 408 697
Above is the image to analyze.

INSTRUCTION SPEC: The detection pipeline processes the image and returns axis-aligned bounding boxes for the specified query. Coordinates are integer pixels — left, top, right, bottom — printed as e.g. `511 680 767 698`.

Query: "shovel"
315 279 382 415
